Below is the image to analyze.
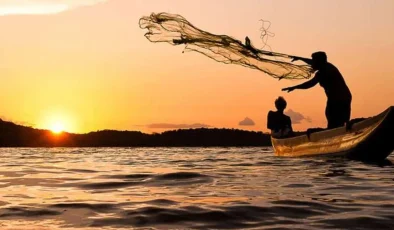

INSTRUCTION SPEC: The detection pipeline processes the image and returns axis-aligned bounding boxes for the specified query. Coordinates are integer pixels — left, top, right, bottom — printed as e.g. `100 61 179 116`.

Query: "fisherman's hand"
282 87 295 93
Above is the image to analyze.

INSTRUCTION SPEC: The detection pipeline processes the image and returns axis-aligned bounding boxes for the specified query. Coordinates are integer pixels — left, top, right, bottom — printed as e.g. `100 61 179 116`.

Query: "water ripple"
0 147 392 229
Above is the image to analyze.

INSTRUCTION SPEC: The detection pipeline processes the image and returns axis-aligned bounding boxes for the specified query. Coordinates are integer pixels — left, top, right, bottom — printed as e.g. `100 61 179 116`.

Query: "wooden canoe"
272 106 394 162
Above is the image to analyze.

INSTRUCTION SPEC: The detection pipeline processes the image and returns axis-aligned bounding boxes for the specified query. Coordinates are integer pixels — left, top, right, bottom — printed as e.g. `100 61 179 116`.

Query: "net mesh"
139 12 313 80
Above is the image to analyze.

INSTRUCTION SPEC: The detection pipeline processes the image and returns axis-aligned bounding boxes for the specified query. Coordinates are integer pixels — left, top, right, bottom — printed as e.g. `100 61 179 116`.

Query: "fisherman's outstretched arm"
293 57 313 65
282 75 319 92
293 76 319 89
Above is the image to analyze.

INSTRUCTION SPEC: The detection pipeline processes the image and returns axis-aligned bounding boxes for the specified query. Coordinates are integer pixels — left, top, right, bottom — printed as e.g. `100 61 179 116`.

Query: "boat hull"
272 106 394 162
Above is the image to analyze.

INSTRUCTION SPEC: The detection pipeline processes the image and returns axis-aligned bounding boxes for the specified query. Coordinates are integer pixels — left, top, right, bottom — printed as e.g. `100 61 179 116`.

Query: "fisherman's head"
311 51 327 70
275 96 287 112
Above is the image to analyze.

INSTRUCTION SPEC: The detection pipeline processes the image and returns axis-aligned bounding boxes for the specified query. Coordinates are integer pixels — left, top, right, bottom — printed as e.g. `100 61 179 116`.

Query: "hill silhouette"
0 119 272 147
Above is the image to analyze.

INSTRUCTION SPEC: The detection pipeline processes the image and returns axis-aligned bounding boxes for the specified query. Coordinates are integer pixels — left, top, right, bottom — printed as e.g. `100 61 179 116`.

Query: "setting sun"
38 109 75 134
50 122 65 134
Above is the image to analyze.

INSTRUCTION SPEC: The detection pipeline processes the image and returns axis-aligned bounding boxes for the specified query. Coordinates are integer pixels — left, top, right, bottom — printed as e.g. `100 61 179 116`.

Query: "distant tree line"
0 119 272 147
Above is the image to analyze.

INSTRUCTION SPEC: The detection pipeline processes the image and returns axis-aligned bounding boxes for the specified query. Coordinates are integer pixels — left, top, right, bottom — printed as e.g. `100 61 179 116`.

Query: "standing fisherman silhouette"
282 52 352 129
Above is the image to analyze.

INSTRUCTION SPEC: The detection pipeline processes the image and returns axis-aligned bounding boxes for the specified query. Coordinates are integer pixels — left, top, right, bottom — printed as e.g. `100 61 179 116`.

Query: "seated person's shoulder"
268 110 278 118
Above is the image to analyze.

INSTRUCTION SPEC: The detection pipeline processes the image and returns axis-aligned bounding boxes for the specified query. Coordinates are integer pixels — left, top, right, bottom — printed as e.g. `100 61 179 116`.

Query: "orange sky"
0 0 393 133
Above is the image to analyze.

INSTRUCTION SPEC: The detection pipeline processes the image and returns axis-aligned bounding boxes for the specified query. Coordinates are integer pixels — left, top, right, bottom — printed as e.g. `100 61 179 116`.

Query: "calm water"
0 148 393 229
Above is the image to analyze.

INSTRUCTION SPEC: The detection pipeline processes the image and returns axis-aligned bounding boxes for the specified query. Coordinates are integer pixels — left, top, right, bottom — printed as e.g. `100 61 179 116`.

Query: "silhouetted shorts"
325 99 352 129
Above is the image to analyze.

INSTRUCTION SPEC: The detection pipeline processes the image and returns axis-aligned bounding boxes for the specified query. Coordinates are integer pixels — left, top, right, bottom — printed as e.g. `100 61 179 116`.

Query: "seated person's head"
275 96 287 112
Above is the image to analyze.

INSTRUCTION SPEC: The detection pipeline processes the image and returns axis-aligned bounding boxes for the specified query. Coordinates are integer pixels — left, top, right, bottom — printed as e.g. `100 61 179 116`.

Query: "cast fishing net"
139 12 313 80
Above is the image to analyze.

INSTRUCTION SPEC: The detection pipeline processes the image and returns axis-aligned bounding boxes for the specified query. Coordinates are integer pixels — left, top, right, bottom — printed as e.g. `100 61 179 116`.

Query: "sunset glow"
0 0 393 134
0 5 68 15
0 0 106 15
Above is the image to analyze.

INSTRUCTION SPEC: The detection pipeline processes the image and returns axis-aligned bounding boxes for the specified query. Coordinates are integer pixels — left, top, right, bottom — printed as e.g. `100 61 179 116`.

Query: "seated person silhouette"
267 97 293 138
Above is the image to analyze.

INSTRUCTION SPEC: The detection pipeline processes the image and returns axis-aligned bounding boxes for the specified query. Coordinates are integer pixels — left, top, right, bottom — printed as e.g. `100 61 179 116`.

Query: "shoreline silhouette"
0 118 273 147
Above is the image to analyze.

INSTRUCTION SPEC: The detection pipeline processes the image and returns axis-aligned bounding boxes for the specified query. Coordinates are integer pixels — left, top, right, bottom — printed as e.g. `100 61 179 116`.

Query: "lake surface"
0 147 393 229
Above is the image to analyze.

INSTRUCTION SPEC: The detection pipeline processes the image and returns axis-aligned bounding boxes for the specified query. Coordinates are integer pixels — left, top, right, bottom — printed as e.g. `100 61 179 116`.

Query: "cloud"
0 0 106 15
238 117 255 126
146 123 212 129
285 109 312 124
